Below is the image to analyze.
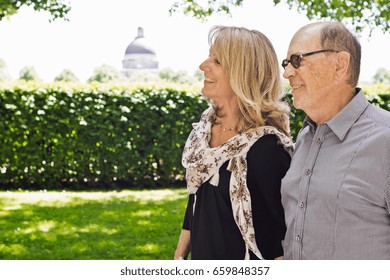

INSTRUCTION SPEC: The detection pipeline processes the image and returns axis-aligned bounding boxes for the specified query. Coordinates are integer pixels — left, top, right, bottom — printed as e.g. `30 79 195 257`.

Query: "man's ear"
335 51 350 81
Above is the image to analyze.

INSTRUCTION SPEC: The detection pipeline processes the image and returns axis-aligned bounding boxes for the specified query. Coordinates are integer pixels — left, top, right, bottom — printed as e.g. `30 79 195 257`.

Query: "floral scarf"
182 106 294 259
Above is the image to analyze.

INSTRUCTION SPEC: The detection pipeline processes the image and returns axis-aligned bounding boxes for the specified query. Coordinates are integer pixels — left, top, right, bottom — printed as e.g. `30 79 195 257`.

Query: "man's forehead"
293 27 321 43
288 31 321 52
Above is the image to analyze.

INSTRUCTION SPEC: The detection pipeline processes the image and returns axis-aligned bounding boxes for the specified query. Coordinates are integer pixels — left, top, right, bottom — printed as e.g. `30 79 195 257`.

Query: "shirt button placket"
294 125 326 259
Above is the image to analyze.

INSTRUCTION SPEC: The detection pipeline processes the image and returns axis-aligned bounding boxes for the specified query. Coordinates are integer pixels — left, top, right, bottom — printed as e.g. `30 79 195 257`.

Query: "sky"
1 0 390 83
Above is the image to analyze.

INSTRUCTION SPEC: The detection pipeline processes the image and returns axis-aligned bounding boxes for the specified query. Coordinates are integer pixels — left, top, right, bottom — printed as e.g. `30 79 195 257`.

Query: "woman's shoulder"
248 134 291 162
251 133 280 150
247 126 294 155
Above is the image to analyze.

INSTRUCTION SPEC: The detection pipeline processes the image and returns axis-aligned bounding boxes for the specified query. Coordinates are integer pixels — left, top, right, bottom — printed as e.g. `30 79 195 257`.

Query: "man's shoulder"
363 103 390 130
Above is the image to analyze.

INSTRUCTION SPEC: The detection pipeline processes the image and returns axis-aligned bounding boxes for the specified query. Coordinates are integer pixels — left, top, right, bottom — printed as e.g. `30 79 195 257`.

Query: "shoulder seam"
362 106 390 129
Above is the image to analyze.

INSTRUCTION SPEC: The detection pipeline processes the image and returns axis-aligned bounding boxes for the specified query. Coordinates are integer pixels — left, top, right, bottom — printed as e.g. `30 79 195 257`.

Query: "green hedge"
0 81 389 190
0 81 207 189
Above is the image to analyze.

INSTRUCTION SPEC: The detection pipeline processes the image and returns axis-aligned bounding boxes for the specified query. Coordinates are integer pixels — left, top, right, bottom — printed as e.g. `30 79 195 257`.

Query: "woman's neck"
214 98 239 127
210 100 239 148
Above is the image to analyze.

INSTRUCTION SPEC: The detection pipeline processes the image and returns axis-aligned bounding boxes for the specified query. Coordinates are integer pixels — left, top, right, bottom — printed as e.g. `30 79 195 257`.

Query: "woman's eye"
214 59 220 65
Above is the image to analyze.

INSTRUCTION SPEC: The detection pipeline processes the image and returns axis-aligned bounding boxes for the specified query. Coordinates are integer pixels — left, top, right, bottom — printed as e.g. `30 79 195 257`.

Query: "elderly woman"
174 26 293 260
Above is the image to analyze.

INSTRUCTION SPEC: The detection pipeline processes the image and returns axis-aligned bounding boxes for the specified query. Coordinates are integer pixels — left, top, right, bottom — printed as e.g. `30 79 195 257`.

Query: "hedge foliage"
0 81 389 190
0 81 207 189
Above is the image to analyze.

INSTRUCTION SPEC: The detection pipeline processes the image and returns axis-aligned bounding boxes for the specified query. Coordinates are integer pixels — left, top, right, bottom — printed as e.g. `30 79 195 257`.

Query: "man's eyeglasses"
281 49 337 69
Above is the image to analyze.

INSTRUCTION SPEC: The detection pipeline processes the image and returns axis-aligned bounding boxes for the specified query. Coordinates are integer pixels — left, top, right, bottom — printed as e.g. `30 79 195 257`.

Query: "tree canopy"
0 0 70 22
2 1 389 34
372 67 390 84
0 58 12 81
169 0 390 34
159 68 198 84
54 69 80 83
19 66 41 81
87 64 125 83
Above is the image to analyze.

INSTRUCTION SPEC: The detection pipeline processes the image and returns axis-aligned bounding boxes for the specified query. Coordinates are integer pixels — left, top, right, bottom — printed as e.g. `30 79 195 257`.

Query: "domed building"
122 27 159 77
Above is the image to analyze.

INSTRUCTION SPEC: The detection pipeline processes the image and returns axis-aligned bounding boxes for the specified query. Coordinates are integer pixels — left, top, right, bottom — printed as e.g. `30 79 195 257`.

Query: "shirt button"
299 202 305 208
305 169 311 175
316 138 321 144
295 235 301 242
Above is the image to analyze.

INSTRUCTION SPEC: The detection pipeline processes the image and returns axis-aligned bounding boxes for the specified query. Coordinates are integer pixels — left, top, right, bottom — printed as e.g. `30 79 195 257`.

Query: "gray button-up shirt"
281 88 390 259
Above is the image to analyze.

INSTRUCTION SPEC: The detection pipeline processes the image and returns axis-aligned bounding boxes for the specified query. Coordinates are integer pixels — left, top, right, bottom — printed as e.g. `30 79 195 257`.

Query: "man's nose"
282 63 295 79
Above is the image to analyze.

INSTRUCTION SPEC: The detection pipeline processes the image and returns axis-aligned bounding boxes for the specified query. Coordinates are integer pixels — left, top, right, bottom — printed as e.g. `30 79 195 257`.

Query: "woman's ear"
335 51 350 81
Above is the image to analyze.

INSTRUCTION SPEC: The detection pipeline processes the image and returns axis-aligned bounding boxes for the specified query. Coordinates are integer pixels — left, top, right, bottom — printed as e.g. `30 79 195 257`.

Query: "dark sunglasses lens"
282 59 288 69
290 54 301 68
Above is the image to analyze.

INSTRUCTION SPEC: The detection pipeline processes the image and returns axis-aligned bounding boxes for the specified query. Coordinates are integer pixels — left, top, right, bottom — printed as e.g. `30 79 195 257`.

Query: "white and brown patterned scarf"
182 106 294 259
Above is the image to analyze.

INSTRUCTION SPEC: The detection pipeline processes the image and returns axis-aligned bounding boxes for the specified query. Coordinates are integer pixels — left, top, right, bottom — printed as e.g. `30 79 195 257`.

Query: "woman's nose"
199 58 209 71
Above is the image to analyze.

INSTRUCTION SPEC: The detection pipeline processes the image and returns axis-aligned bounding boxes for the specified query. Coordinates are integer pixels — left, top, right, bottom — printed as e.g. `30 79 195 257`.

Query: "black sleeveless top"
182 134 291 260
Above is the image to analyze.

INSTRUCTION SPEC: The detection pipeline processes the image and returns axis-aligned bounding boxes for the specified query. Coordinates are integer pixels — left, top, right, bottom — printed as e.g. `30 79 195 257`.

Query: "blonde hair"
208 26 290 136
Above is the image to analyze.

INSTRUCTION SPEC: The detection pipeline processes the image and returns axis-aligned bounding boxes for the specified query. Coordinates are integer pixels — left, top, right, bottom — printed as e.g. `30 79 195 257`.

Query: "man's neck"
311 86 356 125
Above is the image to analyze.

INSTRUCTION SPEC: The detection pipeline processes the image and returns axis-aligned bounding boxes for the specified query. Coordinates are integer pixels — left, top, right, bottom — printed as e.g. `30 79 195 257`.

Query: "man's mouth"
291 84 303 90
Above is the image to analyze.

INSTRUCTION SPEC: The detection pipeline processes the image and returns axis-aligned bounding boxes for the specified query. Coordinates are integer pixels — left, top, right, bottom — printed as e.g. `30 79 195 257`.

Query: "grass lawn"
0 188 188 260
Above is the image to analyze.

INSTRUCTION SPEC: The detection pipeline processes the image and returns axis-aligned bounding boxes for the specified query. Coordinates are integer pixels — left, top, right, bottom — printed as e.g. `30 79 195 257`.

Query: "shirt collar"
302 116 316 134
302 88 369 141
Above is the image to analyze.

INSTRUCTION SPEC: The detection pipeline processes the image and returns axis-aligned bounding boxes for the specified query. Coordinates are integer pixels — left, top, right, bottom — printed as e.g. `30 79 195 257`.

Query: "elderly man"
281 21 390 259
